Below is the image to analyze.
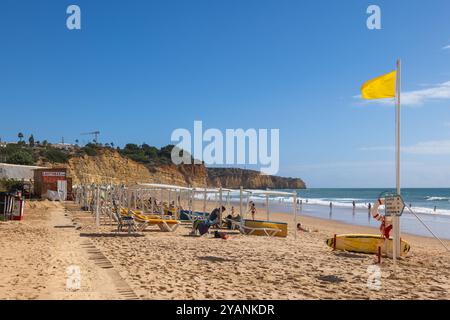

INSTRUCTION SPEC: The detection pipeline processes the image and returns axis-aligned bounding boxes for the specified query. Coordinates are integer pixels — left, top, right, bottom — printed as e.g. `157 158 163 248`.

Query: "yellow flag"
361 70 397 99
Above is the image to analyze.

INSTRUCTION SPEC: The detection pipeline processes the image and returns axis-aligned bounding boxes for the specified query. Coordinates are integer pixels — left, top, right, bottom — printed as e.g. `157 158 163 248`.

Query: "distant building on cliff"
50 143 76 151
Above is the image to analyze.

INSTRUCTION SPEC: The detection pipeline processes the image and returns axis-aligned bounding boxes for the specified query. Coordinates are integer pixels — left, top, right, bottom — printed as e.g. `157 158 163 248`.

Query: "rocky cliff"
59 149 305 189
206 168 305 189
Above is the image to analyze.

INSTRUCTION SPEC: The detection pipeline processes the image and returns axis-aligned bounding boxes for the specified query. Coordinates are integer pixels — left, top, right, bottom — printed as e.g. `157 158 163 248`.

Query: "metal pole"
192 189 196 217
239 186 243 217
95 186 100 227
176 189 180 220
246 192 250 220
219 187 223 222
393 59 401 264
293 192 297 239
160 189 163 216
203 187 206 215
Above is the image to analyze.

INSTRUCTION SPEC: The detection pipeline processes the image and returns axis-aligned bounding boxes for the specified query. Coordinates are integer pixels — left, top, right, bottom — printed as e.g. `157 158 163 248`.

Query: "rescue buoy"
372 198 384 222
371 198 393 239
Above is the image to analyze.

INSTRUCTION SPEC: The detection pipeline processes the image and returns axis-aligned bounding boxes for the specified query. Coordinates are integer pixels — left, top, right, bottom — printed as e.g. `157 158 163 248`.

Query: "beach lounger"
130 212 180 232
120 208 161 219
226 219 285 237
112 210 147 234
179 210 208 222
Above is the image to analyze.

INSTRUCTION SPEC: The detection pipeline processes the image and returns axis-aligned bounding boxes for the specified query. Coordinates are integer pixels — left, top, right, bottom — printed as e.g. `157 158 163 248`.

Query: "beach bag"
198 222 210 236
214 231 228 240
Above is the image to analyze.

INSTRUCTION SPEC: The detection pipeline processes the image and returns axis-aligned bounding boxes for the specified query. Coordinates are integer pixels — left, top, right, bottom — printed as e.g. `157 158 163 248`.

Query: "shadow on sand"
198 256 235 263
334 251 366 259
79 232 145 238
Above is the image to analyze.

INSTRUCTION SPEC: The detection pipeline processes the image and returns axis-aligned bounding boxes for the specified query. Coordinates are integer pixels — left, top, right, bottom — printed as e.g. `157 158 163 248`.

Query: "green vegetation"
119 143 191 165
28 134 35 147
1 144 34 165
0 178 25 192
7 150 34 165
43 147 68 163
0 133 192 167
80 143 99 157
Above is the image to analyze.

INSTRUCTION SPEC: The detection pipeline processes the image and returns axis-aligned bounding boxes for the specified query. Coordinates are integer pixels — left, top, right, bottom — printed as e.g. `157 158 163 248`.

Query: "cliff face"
58 149 305 189
206 168 306 189
63 149 208 186
65 149 152 185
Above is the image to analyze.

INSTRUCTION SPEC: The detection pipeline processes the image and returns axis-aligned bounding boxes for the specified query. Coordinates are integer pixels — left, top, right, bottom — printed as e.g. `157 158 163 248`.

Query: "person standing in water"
352 200 356 215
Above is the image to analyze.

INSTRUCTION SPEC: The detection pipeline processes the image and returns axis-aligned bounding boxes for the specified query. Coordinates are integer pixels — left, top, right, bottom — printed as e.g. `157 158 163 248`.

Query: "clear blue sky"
1 0 450 187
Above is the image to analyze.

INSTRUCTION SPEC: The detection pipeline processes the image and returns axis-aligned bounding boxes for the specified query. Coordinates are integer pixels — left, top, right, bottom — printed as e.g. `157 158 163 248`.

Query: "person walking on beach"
352 200 356 214
329 202 333 218
248 201 257 220
434 206 437 212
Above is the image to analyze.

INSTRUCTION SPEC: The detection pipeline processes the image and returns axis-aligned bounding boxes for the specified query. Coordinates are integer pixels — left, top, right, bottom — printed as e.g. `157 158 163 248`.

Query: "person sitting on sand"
190 206 226 236
297 222 317 233
191 220 209 236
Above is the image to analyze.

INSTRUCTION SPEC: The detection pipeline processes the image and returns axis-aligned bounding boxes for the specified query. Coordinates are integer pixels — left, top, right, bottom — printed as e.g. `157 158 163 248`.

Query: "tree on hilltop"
28 134 35 147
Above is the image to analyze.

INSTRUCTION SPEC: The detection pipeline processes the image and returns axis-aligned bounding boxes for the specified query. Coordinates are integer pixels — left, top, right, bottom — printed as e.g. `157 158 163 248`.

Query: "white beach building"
0 163 47 181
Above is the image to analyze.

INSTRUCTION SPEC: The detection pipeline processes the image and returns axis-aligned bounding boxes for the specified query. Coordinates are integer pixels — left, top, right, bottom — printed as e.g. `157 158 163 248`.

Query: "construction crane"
81 131 100 144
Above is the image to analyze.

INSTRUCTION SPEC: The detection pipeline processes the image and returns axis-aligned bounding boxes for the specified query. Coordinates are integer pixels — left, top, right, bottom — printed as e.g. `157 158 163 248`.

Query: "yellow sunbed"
125 210 180 232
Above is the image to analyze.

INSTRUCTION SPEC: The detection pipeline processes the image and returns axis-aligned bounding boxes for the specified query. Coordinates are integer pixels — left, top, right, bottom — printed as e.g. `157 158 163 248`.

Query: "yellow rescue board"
326 234 411 256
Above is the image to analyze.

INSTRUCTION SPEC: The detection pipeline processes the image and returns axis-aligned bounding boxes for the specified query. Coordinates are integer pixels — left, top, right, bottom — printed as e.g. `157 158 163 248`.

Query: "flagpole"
393 59 401 265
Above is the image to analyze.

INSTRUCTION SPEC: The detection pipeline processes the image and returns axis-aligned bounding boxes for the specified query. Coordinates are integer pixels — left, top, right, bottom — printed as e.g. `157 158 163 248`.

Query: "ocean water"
295 188 450 216
224 188 450 240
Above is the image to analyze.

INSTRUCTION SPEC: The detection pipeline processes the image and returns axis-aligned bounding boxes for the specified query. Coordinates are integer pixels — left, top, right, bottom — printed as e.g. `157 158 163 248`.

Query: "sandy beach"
0 200 449 300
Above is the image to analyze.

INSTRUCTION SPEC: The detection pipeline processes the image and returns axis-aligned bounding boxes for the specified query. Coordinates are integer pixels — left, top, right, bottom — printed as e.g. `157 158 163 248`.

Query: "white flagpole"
393 59 402 265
